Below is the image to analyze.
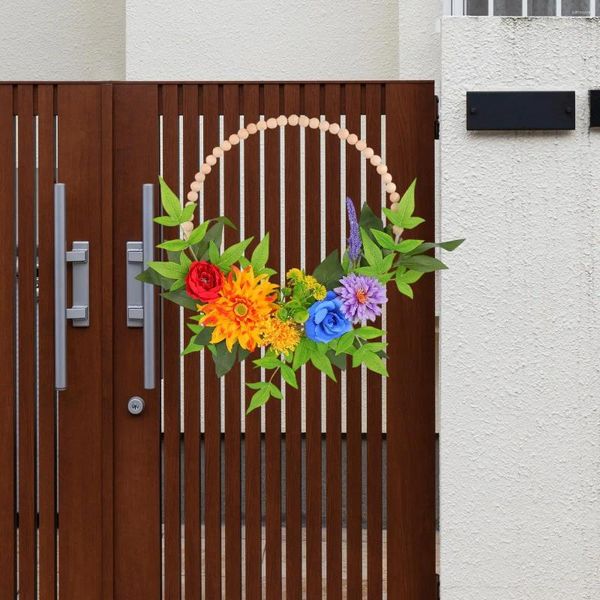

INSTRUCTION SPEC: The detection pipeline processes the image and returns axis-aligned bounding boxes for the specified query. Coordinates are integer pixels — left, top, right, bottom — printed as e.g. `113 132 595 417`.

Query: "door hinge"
434 95 440 140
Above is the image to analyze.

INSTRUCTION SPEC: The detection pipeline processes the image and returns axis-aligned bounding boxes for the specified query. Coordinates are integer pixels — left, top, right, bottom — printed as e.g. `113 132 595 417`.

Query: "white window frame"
446 0 596 15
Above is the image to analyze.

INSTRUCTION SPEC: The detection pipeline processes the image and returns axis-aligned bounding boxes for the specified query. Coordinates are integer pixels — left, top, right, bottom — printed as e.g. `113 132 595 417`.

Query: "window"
447 0 597 14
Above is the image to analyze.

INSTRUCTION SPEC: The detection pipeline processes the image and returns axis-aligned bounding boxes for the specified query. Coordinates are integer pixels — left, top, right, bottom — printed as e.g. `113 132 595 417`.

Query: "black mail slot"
590 90 600 128
466 91 576 131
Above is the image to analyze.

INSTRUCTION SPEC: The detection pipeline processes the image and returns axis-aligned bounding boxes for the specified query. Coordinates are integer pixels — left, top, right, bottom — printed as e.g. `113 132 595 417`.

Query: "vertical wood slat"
283 84 303 600
0 84 17 600
161 83 183 600
385 82 436 600
264 83 282 600
242 83 262 600
324 83 343 600
344 83 363 600
303 82 323 599
17 83 37 600
112 84 161 600
183 83 202 600
223 83 243 600
365 83 383 600
201 83 222 600
37 83 57 600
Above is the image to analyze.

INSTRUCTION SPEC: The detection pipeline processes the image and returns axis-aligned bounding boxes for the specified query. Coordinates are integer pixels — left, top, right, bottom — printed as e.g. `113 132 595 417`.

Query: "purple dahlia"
334 274 387 324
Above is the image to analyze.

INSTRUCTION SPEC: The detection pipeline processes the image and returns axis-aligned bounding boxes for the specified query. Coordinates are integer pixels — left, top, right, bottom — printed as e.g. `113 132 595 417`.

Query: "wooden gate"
0 82 435 599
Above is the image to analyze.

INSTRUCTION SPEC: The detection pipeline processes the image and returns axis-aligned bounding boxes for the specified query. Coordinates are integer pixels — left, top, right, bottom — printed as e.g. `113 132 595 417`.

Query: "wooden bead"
338 128 350 140
382 173 393 184
363 147 374 159
390 191 400 202
329 122 340 134
221 140 232 151
376 163 387 174
371 155 383 167
197 173 205 183
201 163 211 175
206 155 217 166
257 119 267 131
309 117 320 129
190 181 201 192
392 225 404 237
288 114 299 126
187 191 198 202
229 133 240 145
181 221 194 236
276 115 287 127
212 147 224 158
247 122 258 134
390 201 400 212
347 133 358 145
238 128 249 140
266 117 277 129
319 120 329 131
386 182 397 194
355 139 367 152
299 115 309 127
194 171 203 182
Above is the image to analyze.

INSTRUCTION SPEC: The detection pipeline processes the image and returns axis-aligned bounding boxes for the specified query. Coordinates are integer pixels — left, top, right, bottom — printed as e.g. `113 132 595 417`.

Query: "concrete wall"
0 0 125 80
440 17 600 600
125 0 399 80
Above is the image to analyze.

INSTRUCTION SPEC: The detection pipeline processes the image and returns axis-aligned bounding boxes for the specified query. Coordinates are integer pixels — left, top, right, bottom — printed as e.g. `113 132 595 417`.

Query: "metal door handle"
126 184 155 390
54 183 90 391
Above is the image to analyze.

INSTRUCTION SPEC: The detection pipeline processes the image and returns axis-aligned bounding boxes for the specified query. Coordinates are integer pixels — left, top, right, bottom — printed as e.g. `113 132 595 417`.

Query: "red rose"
185 261 224 302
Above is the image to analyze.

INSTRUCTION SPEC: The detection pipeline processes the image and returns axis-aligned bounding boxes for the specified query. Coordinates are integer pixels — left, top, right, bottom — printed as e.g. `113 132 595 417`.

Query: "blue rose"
305 291 352 343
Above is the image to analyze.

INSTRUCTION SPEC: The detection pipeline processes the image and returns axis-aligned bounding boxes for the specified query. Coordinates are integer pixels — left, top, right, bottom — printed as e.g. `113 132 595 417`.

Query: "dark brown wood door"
0 81 435 600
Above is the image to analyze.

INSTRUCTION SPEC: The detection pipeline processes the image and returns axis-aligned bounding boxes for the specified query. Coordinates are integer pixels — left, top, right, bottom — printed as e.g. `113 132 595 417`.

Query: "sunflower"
200 266 278 352
260 317 302 355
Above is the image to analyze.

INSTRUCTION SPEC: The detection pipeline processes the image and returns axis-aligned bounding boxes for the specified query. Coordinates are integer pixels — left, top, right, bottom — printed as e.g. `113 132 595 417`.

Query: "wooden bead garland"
191 115 403 214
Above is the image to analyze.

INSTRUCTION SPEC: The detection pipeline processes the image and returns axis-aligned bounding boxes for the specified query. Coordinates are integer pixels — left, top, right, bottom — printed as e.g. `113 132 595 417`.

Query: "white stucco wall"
440 17 600 600
0 0 125 80
125 0 399 80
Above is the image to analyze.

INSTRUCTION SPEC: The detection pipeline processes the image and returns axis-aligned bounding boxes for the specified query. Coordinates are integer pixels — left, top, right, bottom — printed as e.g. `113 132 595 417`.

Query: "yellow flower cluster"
286 269 327 300
259 317 301 355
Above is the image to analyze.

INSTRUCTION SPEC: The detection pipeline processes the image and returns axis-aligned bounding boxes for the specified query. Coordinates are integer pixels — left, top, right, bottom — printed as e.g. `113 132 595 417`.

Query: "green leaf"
162 289 198 311
180 251 191 270
394 179 417 226
395 239 424 253
195 326 214 345
396 269 424 284
370 229 397 251
403 216 425 230
293 338 316 369
148 260 187 280
251 233 270 271
136 267 172 290
217 237 254 270
169 279 186 291
409 239 465 254
399 254 447 273
208 241 220 264
247 381 268 391
213 342 237 377
180 203 196 223
328 350 347 371
154 215 180 227
359 203 384 232
310 352 336 381
360 350 388 376
335 331 355 354
182 339 203 355
360 228 383 267
212 215 237 230
353 326 384 340
281 364 298 389
246 385 271 414
159 177 183 219
253 354 282 370
186 221 210 245
382 207 403 228
267 383 283 400
395 280 413 299
313 250 345 290
157 238 190 251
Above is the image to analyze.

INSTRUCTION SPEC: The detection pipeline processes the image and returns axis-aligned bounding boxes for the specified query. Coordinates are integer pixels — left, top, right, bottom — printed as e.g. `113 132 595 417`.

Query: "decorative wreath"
139 115 463 413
